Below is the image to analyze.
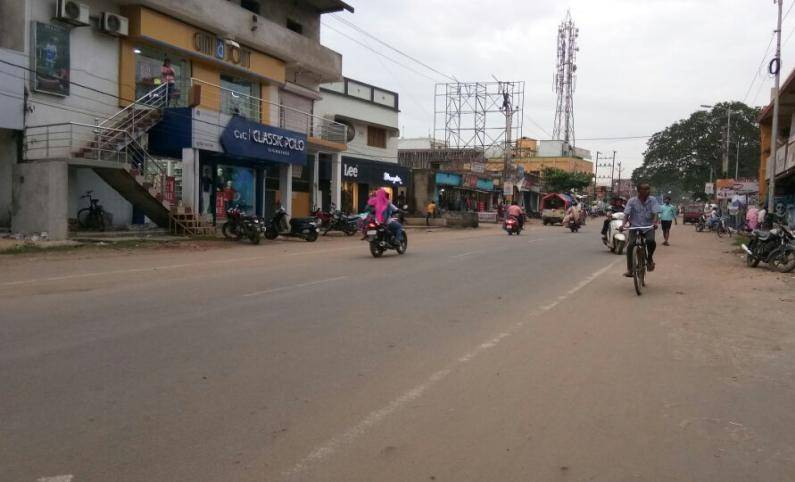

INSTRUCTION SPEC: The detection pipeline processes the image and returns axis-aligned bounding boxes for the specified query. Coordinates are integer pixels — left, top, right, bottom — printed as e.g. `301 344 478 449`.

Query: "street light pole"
724 109 732 177
768 0 783 209
736 140 740 179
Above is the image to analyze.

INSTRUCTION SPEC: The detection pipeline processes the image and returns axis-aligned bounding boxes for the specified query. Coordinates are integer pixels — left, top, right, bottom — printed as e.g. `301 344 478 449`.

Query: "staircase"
24 84 192 233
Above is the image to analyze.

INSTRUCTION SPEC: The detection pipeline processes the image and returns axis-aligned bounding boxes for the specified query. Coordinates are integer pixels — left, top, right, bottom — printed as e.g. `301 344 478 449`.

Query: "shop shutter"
280 91 313 135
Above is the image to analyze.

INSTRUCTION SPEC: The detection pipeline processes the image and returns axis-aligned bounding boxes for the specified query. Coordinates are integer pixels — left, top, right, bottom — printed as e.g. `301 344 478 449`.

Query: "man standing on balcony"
161 58 178 106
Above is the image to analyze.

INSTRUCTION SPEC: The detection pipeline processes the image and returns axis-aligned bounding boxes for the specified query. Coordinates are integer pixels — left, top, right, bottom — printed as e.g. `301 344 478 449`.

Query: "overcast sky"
321 0 790 177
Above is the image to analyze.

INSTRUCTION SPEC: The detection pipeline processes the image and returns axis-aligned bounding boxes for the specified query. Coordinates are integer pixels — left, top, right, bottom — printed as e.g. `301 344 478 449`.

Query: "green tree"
631 102 760 194
543 167 593 193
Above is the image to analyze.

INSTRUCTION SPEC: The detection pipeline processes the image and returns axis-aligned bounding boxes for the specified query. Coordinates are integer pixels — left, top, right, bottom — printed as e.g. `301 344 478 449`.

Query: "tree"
631 102 760 195
543 167 592 193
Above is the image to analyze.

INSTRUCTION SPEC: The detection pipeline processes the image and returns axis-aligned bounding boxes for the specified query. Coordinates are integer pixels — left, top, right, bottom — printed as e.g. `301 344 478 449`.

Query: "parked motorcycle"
311 205 333 229
364 219 407 257
504 215 522 235
222 206 263 244
602 212 627 254
323 210 360 236
742 222 795 273
264 207 319 242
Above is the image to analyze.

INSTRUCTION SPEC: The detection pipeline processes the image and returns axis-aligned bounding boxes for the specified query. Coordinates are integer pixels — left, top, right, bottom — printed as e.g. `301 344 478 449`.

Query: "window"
220 74 259 121
240 0 260 14
286 18 303 34
367 126 387 149
134 45 189 106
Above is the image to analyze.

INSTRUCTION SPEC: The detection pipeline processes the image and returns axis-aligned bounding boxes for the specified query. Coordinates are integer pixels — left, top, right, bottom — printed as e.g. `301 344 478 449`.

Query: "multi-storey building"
0 0 353 238
314 77 408 213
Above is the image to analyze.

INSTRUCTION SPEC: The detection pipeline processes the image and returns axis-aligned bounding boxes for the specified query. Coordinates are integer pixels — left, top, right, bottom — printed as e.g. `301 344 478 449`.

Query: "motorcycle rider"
506 200 524 229
601 208 614 241
367 188 403 244
563 201 581 228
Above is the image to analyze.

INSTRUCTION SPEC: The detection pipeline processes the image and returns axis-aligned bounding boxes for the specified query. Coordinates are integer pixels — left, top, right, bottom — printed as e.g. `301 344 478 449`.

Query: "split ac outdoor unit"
56 0 90 26
101 12 129 36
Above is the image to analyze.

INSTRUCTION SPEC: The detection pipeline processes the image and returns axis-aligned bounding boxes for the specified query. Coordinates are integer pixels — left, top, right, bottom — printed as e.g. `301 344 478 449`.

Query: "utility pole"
594 152 600 197
723 109 732 177
737 141 742 179
498 82 516 200
616 161 624 197
768 0 783 208
610 151 617 194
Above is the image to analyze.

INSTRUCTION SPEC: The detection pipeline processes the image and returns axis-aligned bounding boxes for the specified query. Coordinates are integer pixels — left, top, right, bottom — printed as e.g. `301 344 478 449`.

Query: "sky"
321 0 792 179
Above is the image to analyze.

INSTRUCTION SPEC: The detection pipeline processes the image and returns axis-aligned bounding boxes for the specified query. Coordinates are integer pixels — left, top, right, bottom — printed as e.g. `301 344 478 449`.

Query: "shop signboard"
220 115 307 165
705 182 714 194
382 171 404 185
32 22 70 96
435 172 461 187
476 178 494 191
471 162 485 174
215 195 226 220
165 176 176 206
343 162 359 179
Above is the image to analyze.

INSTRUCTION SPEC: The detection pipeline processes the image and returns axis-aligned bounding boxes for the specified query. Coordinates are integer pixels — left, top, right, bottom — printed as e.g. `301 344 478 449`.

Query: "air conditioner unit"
56 0 90 26
101 12 129 36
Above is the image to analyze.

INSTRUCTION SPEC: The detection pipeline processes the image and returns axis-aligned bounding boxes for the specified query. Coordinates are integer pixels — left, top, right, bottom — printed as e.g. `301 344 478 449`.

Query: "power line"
742 32 776 103
328 14 457 83
321 22 442 83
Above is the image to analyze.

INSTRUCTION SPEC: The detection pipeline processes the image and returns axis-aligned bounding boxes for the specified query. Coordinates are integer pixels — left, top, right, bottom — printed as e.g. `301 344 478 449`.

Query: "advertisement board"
32 22 70 96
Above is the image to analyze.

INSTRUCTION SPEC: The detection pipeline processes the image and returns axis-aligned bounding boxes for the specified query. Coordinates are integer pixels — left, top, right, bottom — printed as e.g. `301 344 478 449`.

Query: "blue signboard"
476 178 494 190
220 115 307 165
435 172 461 186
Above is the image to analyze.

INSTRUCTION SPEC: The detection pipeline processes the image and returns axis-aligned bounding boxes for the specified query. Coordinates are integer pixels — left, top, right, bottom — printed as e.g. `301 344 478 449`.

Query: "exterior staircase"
24 84 197 234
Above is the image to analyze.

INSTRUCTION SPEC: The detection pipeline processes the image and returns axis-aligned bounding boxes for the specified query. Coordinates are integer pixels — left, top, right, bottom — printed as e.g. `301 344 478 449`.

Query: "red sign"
165 176 176 206
215 193 226 220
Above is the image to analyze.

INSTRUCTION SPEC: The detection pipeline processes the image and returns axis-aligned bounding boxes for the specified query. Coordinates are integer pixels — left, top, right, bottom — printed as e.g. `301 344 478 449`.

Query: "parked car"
683 203 703 224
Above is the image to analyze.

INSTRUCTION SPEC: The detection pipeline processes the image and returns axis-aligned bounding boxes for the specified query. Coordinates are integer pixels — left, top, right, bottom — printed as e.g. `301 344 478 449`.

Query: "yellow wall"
118 38 136 106
121 6 286 111
292 192 310 217
192 61 221 111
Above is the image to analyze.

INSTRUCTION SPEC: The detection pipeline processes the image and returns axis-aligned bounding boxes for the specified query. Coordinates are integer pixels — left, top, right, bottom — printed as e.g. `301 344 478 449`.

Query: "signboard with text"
220 115 307 165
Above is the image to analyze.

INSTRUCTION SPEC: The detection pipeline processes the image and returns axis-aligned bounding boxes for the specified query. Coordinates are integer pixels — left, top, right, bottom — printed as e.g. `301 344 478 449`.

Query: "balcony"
191 78 348 147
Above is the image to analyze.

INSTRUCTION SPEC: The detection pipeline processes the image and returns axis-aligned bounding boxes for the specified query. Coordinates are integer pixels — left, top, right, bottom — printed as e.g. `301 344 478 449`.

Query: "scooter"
264 207 319 242
504 215 522 235
602 212 627 254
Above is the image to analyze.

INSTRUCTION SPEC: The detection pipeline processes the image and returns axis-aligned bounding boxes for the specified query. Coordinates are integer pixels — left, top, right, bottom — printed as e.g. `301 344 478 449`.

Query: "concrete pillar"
182 148 198 213
0 129 18 227
11 161 69 239
279 164 293 216
330 152 342 210
310 152 319 210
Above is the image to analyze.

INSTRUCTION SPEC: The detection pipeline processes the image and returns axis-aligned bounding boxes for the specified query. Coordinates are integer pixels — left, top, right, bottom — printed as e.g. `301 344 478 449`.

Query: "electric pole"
498 82 516 200
768 0 783 208
610 151 616 194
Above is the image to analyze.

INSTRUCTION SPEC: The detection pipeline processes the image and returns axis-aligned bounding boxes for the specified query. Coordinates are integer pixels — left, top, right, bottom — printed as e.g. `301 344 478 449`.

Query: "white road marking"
449 250 484 258
37 476 73 482
242 276 348 297
282 259 621 479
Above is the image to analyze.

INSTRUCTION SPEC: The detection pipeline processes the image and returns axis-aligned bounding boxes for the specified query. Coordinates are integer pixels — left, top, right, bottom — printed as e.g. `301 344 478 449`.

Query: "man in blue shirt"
621 182 660 276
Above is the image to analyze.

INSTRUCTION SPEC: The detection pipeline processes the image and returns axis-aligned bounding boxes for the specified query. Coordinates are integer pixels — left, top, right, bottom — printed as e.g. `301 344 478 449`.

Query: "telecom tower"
552 11 579 146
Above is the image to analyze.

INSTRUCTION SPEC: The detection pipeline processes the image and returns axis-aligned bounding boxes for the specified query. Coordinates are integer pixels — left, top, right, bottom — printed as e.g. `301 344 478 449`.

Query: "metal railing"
24 122 131 163
190 78 348 145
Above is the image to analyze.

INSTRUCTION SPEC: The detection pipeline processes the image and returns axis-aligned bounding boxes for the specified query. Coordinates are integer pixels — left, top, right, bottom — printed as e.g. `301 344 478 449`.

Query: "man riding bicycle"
620 182 659 277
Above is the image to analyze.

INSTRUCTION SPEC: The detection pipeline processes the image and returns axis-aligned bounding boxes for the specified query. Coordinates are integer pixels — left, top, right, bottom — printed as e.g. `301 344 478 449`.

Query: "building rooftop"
306 0 355 13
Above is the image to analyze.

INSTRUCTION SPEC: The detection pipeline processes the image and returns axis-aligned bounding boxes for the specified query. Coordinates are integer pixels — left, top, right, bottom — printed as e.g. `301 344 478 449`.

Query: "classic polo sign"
220 115 307 165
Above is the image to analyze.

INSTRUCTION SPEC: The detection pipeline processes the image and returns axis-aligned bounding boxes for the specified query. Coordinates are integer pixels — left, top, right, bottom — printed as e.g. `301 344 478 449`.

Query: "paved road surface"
2 222 794 481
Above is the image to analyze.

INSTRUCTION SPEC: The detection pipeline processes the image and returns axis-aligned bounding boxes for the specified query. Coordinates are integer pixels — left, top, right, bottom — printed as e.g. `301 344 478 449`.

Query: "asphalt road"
2 222 794 482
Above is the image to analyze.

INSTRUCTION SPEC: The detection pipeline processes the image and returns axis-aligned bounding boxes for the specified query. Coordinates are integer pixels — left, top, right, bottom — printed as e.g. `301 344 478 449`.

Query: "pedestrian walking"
426 200 437 226
660 196 676 246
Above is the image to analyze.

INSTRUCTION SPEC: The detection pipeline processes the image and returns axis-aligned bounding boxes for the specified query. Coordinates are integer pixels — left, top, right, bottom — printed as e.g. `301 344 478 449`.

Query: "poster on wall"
32 22 70 96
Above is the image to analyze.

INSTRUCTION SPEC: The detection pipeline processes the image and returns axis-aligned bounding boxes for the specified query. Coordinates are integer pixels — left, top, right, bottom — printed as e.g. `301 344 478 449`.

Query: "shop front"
435 172 495 212
150 108 308 224
327 157 410 213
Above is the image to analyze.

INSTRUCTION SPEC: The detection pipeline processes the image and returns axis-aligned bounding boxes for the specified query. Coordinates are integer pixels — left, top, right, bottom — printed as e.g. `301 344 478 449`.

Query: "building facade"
1 0 353 238
759 68 795 227
314 77 408 213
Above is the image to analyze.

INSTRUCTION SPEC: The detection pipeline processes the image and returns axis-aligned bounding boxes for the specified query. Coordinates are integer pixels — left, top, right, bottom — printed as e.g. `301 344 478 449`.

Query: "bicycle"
76 191 107 231
626 225 656 296
715 216 734 238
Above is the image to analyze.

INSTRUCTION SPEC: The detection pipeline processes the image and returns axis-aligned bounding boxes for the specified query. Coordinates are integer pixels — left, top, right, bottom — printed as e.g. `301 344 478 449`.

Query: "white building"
314 77 408 213
0 0 353 238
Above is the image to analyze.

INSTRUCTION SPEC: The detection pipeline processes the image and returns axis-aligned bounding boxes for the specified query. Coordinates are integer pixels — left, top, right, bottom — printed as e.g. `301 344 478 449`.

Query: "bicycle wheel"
632 245 645 296
76 208 91 229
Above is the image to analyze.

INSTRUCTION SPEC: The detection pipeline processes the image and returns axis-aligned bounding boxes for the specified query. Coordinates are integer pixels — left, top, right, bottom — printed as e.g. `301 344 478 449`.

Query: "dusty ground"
1 220 794 482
